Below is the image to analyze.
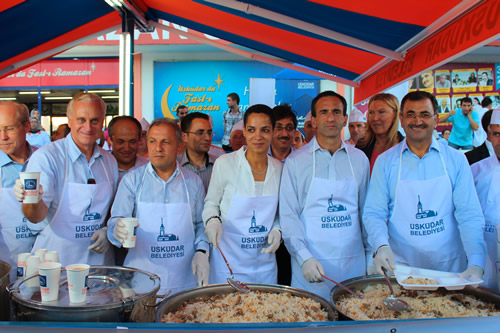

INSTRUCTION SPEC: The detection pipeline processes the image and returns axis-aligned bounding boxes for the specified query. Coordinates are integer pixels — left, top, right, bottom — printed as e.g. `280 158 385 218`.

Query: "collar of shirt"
180 150 216 168
0 142 35 167
66 133 102 164
146 161 181 184
311 136 347 155
267 145 295 162
401 137 441 158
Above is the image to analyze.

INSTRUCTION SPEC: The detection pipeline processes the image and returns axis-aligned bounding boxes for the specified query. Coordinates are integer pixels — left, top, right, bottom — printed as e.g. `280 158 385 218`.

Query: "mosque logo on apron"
415 195 438 219
83 199 102 221
157 217 179 242
327 194 347 212
248 210 267 233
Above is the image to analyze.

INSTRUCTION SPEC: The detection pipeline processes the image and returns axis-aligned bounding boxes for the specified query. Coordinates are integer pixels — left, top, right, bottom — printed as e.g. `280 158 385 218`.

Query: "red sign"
0 59 118 87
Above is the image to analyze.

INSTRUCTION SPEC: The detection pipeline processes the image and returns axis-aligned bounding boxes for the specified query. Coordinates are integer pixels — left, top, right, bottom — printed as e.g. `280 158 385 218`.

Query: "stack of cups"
121 218 139 248
38 262 62 303
17 253 31 279
44 251 60 263
34 249 47 263
66 264 90 304
25 255 41 287
19 172 41 203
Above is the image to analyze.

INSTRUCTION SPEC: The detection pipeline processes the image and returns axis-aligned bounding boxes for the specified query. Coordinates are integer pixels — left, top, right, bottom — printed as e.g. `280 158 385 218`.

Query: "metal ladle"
321 274 363 299
382 267 410 312
217 247 250 293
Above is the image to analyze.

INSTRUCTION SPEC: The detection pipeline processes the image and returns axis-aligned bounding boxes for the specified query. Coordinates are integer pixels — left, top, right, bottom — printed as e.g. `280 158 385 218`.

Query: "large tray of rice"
156 283 337 323
331 275 500 320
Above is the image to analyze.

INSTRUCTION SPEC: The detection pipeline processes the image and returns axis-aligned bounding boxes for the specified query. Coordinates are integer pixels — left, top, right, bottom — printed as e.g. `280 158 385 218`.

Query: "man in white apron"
107 119 209 295
364 91 486 283
471 109 500 291
279 91 370 300
14 93 118 267
0 101 36 280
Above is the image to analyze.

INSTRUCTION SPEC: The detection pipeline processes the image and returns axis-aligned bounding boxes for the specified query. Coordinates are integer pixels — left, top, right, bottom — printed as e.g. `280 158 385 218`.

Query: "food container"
8 266 161 322
330 275 500 320
0 261 11 321
156 283 338 323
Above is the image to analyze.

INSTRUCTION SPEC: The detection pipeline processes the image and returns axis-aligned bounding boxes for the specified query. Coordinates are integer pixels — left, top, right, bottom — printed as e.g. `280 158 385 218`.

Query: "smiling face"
272 117 295 152
68 99 105 152
110 119 140 169
401 98 436 145
184 118 212 155
243 113 273 155
421 72 434 88
368 99 397 136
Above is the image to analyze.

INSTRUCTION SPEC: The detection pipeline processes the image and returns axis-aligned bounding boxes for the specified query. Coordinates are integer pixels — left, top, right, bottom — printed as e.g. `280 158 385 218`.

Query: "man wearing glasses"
179 112 218 193
364 91 485 283
15 93 119 267
269 104 297 163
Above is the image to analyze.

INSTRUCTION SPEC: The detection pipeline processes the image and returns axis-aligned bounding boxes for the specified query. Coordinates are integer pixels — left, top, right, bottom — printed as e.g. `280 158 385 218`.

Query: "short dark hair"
311 91 347 117
108 116 142 140
227 92 240 104
176 104 188 114
461 97 472 105
482 97 492 108
60 123 71 137
243 104 275 129
442 128 451 135
482 109 493 132
180 112 210 133
400 91 439 115
272 104 297 129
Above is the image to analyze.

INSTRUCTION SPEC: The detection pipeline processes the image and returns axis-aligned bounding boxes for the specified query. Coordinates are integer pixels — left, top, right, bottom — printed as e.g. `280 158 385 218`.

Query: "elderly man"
269 104 297 162
470 109 500 291
0 102 36 280
440 97 480 150
280 91 370 299
228 120 245 151
346 108 367 146
107 118 209 294
364 91 485 282
108 116 148 183
15 93 118 266
179 112 217 193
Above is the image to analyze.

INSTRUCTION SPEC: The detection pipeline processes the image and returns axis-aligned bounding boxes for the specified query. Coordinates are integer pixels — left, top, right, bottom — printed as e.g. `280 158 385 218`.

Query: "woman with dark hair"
468 72 477 84
203 104 283 284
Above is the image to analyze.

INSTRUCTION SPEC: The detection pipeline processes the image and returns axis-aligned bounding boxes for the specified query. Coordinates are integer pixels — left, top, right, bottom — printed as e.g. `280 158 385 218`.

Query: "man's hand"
261 229 281 254
14 179 43 202
192 251 210 287
205 218 223 248
459 265 483 284
373 245 395 275
88 227 110 254
302 257 324 282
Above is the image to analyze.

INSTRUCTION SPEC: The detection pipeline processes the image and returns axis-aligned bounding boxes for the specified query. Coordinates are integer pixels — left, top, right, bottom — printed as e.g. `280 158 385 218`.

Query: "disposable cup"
17 253 31 279
44 251 59 263
38 262 62 303
34 249 48 262
19 172 41 204
66 264 90 304
25 255 41 287
121 218 139 248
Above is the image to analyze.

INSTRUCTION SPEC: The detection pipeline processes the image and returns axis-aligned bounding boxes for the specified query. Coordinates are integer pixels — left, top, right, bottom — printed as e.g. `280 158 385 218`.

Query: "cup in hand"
66 264 90 304
121 218 139 248
38 262 62 303
44 251 59 263
17 253 31 279
19 172 41 204
25 255 41 287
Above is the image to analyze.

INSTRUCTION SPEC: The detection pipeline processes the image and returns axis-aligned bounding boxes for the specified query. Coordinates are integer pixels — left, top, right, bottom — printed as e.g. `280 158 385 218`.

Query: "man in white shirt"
345 107 367 146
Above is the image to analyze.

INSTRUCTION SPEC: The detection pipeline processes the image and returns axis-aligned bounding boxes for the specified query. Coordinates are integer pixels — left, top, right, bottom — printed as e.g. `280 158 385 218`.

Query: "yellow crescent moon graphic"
161 84 176 119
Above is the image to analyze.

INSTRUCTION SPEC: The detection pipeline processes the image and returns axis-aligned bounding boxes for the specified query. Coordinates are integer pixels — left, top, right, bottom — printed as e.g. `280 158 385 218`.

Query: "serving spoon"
381 267 410 312
321 274 363 299
217 247 250 293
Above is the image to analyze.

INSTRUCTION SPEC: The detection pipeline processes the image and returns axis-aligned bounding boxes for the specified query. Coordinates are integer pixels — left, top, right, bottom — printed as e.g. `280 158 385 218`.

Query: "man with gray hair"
14 92 119 267
0 101 37 280
107 118 210 294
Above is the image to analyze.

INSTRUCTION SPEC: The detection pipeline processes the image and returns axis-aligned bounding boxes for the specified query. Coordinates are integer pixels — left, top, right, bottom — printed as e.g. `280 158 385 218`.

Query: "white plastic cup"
25 255 41 287
34 249 48 263
17 253 31 279
44 251 59 263
66 264 90 304
121 218 139 248
19 172 41 204
38 262 62 303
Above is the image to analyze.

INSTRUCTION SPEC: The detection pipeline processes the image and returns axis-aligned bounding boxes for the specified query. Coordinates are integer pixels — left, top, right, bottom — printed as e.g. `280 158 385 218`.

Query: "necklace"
250 165 267 175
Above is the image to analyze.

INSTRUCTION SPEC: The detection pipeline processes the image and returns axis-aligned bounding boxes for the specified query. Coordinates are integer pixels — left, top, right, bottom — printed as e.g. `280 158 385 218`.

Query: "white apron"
124 168 196 295
389 141 466 272
0 168 35 280
32 144 113 267
209 160 279 284
291 143 365 300
480 157 500 290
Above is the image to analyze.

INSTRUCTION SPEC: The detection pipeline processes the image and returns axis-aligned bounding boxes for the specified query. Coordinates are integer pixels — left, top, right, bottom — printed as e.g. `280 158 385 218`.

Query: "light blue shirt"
107 163 209 251
279 138 370 266
363 138 486 268
0 144 36 188
448 110 480 147
26 131 51 148
25 134 119 231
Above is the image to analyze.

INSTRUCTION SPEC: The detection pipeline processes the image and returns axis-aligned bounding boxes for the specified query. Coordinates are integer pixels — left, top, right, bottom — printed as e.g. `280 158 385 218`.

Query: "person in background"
420 71 434 89
228 120 246 151
438 99 450 114
292 130 305 150
15 93 119 267
439 97 479 151
356 93 404 174
51 124 70 142
203 104 282 285
176 105 189 123
468 72 477 84
269 104 297 162
435 74 451 89
470 109 500 291
221 93 243 152
472 97 492 148
279 91 369 299
466 110 494 165
364 91 485 283
345 107 367 146
179 112 218 193
479 72 493 86
303 111 315 144
108 118 209 294
441 128 451 141
26 116 50 148
137 118 150 159
0 101 36 280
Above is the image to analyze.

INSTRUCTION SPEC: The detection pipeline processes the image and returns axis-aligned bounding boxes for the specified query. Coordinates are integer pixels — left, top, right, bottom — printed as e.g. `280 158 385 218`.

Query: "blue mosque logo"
24 179 37 190
157 217 179 242
327 194 347 212
83 199 101 221
248 210 267 233
39 274 47 287
415 195 438 219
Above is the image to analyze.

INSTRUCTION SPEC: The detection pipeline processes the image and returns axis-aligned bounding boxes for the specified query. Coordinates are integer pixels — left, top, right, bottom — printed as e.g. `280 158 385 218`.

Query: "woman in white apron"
203 104 283 285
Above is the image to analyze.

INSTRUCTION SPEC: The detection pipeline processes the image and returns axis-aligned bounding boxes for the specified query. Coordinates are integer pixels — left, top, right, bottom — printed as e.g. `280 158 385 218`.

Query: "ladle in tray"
217 247 250 293
381 267 410 312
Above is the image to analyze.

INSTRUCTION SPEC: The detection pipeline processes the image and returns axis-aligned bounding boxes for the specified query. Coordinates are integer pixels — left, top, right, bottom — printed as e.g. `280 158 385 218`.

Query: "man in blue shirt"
439 97 480 150
364 91 485 283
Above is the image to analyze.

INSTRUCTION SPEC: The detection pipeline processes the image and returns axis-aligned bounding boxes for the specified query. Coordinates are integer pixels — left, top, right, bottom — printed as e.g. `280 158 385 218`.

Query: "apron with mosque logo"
389 141 466 272
124 168 196 295
291 142 365 300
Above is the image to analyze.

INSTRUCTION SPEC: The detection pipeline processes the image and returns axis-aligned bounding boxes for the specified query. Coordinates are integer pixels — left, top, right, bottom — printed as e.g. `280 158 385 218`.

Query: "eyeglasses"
404 112 435 120
275 125 295 132
185 130 214 137
0 123 22 135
